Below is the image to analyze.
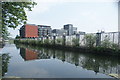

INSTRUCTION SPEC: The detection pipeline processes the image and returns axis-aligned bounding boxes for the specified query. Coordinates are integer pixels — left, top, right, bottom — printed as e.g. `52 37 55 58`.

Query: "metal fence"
54 32 120 47
20 32 120 48
101 32 119 44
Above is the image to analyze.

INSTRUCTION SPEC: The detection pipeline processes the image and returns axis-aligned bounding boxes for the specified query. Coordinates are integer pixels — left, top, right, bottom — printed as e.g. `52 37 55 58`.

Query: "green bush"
85 34 96 47
34 40 41 45
101 37 119 50
44 39 49 44
72 38 79 47
38 40 42 45
29 40 36 45
66 41 71 46
56 38 62 44
111 43 119 50
101 37 111 48
51 40 54 45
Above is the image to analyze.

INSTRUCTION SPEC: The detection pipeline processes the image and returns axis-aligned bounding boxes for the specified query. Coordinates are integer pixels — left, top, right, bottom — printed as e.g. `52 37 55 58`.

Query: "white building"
64 24 77 36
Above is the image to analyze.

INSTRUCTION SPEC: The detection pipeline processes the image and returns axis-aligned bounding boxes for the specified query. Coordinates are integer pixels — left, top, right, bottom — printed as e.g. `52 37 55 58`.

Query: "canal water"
1 43 119 78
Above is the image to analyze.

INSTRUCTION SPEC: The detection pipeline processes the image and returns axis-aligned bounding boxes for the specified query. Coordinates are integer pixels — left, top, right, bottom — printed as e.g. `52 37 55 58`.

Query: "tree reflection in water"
18 44 119 76
2 53 11 77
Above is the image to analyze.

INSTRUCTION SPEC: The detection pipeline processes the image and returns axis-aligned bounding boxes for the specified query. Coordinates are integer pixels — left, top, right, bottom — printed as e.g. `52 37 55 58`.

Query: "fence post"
63 34 66 46
96 32 101 47
76 34 80 46
53 35 56 45
46 35 49 39
112 32 114 43
41 37 43 44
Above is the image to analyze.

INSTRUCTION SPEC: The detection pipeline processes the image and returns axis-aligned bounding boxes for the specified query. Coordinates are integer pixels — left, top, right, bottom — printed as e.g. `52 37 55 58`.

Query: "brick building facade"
20 24 38 38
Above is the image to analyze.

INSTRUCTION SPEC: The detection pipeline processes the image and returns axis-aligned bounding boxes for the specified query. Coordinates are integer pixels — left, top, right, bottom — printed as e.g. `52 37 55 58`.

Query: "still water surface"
1 43 119 78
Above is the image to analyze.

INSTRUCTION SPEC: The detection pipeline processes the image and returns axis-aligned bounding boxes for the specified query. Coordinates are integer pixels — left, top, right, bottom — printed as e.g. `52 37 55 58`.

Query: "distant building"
73 27 77 35
64 24 73 36
78 31 86 35
52 29 67 36
60 28 67 36
64 24 77 36
38 25 52 37
19 24 38 38
52 29 59 34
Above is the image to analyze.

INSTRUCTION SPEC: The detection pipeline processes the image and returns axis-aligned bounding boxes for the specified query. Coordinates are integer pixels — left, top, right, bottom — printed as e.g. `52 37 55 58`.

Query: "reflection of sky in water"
2 44 113 78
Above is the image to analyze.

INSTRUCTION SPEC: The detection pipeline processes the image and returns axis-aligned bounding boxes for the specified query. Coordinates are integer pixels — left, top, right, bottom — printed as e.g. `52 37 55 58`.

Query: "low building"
38 25 52 37
52 29 67 36
78 31 86 35
20 24 38 38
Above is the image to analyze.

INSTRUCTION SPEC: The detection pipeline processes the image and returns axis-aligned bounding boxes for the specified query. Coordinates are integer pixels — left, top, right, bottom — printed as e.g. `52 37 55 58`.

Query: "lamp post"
53 33 56 45
96 32 101 47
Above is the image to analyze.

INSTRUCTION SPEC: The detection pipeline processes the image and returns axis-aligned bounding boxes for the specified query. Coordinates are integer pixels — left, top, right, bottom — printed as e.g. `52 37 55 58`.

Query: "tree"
85 34 96 47
2 53 11 77
15 35 20 39
72 38 79 47
1 1 37 39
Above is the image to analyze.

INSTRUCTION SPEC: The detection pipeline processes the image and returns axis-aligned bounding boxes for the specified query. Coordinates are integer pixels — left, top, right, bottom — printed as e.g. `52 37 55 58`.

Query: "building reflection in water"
20 48 38 61
19 45 119 75
20 48 50 61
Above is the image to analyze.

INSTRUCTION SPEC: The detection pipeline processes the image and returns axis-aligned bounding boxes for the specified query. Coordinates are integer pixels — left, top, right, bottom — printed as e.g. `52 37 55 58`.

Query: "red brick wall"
25 25 38 38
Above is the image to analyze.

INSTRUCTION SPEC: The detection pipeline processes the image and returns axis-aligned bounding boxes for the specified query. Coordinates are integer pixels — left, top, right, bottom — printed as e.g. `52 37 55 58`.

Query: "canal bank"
14 39 120 56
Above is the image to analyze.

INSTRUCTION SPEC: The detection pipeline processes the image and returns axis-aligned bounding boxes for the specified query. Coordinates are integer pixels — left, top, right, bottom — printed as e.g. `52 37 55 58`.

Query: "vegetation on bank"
14 34 120 56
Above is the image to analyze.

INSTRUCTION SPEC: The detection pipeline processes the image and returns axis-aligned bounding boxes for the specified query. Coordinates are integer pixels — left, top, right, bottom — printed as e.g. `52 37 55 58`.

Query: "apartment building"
19 24 38 38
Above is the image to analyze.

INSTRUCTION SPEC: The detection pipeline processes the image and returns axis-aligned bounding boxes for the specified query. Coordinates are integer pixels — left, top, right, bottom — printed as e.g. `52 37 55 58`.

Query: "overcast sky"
8 0 118 38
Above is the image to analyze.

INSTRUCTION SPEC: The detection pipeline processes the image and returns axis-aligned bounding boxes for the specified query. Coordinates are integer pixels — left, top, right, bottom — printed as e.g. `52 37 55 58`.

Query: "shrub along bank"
14 38 120 56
